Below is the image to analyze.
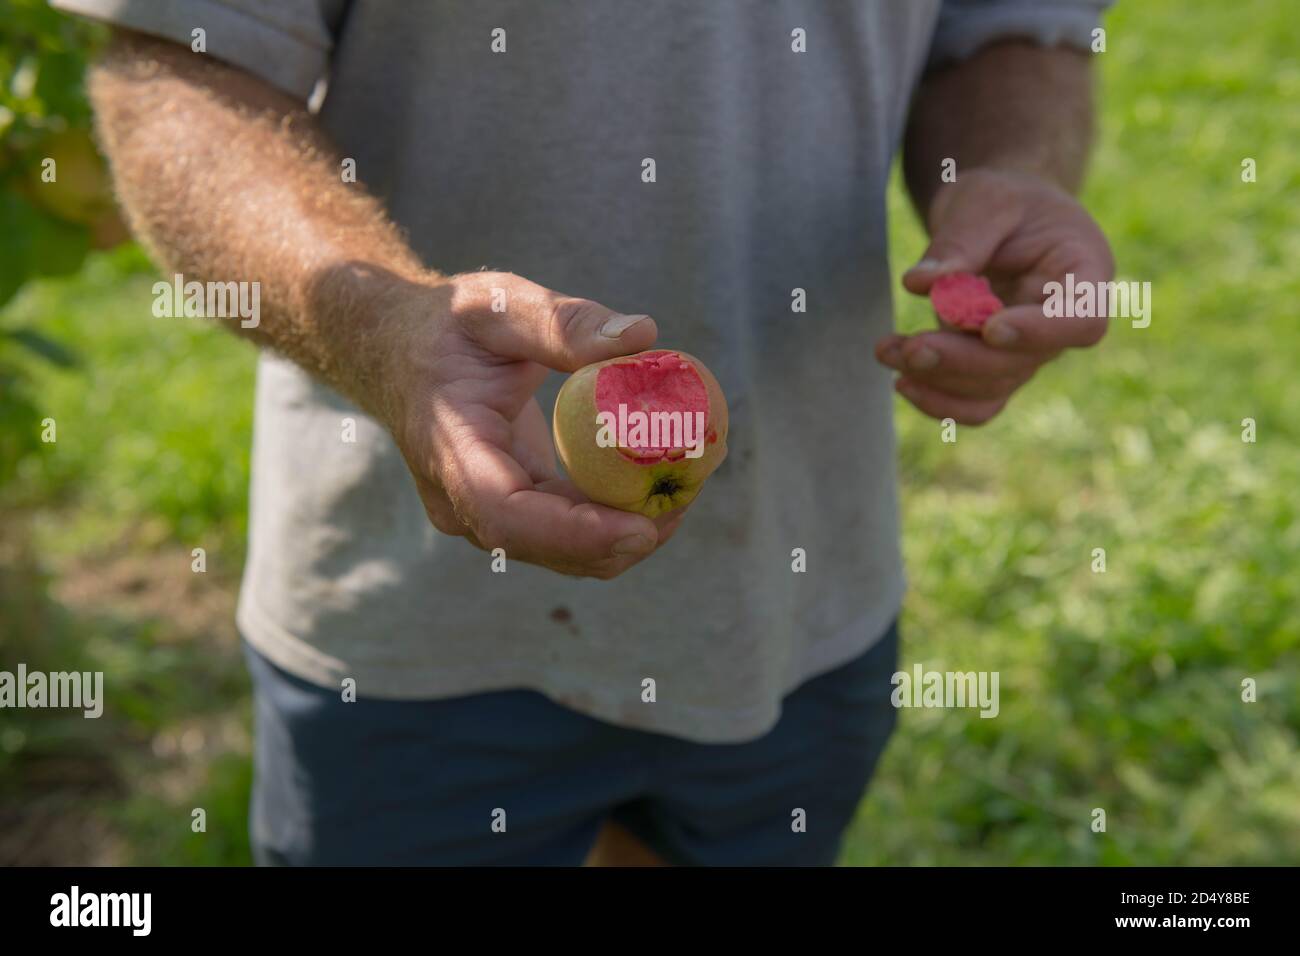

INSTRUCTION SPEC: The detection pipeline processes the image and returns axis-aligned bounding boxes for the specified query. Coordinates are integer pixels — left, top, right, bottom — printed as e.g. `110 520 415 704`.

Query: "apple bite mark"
594 350 711 463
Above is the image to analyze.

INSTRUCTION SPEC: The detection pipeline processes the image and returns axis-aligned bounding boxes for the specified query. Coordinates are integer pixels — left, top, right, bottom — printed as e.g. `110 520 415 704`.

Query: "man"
63 0 1113 865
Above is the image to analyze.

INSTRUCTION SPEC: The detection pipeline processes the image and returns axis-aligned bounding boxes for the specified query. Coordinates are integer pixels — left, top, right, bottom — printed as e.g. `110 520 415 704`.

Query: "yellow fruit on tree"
25 129 118 226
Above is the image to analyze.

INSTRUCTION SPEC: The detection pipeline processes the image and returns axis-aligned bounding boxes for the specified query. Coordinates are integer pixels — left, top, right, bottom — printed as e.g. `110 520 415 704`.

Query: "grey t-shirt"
56 0 1108 742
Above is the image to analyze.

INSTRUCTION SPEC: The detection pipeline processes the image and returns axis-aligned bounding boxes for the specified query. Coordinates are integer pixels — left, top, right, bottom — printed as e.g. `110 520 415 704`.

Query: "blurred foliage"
0 0 112 304
0 324 77 488
1 0 112 499
4 248 252 542
0 0 1297 865
0 0 101 136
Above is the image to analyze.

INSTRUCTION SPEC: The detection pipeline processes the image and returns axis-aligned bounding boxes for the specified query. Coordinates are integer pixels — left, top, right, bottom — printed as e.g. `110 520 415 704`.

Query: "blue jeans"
244 621 899 866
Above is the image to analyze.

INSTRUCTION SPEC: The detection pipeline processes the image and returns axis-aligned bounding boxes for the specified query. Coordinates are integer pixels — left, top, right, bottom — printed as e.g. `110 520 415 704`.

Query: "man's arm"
89 30 436 424
903 40 1094 213
878 39 1114 426
89 30 671 576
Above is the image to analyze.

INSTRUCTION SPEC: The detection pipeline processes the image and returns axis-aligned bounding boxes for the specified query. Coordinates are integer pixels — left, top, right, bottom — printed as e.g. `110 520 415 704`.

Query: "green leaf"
28 205 90 277
0 184 90 306
2 327 80 368
0 189 35 306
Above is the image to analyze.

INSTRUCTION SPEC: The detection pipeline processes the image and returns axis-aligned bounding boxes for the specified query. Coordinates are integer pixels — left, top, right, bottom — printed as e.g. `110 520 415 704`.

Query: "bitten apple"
553 349 728 518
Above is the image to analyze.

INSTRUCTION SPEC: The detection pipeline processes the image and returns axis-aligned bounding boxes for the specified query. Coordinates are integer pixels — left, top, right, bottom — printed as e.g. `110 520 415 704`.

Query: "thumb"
453 271 658 371
902 182 1023 295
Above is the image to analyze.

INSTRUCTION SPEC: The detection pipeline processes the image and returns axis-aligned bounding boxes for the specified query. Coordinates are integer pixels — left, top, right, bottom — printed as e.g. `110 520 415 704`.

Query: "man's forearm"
88 30 436 420
903 40 1095 221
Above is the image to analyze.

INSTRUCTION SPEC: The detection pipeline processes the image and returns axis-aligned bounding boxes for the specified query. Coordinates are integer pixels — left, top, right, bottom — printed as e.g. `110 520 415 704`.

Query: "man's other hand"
878 168 1115 425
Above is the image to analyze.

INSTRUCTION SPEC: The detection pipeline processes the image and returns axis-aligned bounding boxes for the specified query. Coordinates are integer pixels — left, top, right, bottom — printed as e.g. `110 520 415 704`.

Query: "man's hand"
893 40 1111 426
374 270 683 578
878 168 1114 425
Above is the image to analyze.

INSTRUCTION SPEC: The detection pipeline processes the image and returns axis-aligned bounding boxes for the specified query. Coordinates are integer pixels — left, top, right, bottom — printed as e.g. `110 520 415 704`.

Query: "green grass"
843 0 1300 865
11 244 255 558
1 247 257 865
2 0 1297 865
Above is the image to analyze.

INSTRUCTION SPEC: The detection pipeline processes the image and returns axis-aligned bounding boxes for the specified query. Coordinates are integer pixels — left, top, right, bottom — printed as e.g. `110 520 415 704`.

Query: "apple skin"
553 349 729 518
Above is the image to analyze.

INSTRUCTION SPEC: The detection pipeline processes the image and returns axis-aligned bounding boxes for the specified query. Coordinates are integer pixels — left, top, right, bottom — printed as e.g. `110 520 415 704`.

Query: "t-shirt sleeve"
50 0 345 101
928 0 1113 68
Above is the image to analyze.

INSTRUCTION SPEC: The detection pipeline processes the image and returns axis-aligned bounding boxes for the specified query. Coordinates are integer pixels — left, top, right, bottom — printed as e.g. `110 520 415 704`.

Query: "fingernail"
907 346 940 371
906 257 952 275
984 320 1018 347
600 313 650 338
612 534 654 556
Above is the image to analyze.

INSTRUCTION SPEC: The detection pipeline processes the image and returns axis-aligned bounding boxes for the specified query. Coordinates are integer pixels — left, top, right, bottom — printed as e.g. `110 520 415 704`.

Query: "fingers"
440 435 662 577
450 270 658 371
894 377 1007 427
979 302 1110 353
877 329 1035 376
489 488 662 575
902 175 1024 295
424 447 686 578
652 507 689 548
876 325 1030 424
540 477 691 545
509 398 560 483
880 300 1108 387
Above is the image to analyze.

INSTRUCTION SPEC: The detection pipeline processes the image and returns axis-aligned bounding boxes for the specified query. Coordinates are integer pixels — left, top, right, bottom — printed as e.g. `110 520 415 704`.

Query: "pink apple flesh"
553 349 729 518
929 272 1004 331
